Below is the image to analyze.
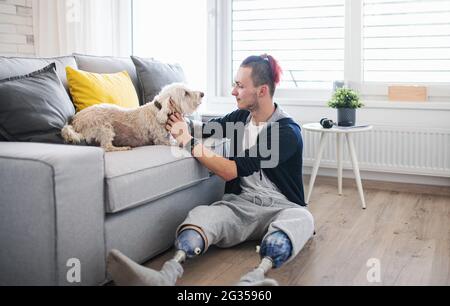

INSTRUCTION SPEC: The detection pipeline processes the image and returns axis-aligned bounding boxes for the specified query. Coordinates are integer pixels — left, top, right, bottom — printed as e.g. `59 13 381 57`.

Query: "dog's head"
154 83 204 124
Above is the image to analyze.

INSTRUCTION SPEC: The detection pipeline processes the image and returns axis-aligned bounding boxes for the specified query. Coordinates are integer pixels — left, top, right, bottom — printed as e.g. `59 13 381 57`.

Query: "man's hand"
165 105 238 182
166 113 192 147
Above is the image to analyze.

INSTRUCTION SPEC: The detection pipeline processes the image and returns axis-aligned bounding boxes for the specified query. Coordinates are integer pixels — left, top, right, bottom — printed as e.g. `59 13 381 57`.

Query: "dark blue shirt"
201 107 306 206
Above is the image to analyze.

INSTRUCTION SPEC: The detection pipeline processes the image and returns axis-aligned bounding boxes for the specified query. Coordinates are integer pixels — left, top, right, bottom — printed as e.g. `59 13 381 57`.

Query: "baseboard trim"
304 168 450 197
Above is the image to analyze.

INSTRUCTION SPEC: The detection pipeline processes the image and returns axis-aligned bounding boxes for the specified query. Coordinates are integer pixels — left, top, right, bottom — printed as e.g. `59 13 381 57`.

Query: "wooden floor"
143 177 450 286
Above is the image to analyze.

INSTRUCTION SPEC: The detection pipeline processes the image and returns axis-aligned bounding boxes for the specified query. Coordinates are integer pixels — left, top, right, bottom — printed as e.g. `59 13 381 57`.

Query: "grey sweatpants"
177 193 315 264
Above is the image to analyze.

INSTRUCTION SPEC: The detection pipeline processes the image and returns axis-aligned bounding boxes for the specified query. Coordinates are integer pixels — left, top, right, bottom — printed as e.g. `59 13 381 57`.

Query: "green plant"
327 88 364 109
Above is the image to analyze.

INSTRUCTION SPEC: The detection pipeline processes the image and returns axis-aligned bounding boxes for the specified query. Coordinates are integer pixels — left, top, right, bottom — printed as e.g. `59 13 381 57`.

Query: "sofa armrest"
0 142 105 286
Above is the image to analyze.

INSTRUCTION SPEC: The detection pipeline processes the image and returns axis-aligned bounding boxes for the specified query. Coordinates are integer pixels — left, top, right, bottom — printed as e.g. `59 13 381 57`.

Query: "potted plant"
327 88 364 127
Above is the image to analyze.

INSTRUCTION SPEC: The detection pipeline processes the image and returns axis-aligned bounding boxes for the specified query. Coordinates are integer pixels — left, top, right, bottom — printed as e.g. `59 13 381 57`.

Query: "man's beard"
239 93 259 112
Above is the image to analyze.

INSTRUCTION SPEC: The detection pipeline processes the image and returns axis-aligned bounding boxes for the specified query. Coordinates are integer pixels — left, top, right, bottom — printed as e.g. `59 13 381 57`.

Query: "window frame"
207 0 450 102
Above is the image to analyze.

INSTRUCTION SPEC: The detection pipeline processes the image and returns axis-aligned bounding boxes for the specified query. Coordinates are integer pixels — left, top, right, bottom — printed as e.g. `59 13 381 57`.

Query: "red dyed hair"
264 54 283 86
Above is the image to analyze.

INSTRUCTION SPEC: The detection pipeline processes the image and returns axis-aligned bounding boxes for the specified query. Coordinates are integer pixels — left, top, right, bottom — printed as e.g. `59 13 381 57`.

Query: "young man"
107 54 314 286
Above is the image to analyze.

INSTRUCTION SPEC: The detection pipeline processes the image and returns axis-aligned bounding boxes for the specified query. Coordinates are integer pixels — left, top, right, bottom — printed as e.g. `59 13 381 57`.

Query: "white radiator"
302 126 450 177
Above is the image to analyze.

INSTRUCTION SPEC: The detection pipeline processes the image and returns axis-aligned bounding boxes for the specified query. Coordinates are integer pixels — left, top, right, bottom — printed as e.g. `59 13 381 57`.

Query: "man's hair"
240 54 283 98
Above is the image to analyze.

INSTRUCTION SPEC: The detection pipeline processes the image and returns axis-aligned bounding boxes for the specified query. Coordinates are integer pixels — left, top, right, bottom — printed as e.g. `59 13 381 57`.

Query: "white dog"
61 83 203 152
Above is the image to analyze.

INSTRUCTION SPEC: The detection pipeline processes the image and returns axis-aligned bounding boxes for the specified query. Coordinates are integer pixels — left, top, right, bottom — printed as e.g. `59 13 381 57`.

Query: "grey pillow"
0 55 77 94
0 63 75 144
131 56 186 104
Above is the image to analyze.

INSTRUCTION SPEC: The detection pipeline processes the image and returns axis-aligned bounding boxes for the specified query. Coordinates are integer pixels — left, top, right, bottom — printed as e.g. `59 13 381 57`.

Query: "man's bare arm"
190 142 238 182
167 113 238 182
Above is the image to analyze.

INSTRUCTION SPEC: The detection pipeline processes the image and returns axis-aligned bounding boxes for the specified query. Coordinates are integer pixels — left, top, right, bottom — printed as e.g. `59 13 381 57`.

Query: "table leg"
306 132 327 204
346 134 367 209
336 133 343 195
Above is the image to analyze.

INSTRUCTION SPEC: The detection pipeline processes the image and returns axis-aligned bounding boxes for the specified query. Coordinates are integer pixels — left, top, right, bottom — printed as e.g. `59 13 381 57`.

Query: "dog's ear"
156 96 172 124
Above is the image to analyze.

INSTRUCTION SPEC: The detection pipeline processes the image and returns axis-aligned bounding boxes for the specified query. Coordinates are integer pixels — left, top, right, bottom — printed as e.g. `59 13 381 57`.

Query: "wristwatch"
183 137 200 154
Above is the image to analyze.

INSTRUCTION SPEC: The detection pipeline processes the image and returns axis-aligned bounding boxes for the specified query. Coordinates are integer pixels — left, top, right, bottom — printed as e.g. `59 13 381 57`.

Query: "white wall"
0 0 34 56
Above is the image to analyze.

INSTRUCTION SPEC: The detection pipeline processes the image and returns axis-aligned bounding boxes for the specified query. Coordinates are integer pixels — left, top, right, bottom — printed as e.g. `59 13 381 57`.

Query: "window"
362 0 450 83
232 0 345 90
214 0 450 100
132 0 207 91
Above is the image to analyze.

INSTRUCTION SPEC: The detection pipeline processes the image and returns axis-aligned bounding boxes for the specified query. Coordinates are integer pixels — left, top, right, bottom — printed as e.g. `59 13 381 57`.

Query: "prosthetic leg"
173 227 206 263
237 231 292 286
107 227 206 286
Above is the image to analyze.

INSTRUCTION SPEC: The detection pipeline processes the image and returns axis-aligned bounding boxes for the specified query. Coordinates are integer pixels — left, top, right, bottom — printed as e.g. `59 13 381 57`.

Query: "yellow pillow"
66 66 140 112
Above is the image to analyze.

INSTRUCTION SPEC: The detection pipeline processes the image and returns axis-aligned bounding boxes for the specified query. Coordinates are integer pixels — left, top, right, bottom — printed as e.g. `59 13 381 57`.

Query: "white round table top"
302 123 374 134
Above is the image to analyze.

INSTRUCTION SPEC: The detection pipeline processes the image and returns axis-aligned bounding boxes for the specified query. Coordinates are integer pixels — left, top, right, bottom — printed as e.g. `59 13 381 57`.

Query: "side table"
303 123 374 209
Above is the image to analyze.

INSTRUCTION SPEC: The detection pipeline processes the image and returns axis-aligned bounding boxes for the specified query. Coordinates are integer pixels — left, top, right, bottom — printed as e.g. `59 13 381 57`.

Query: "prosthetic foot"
107 249 183 286
236 258 279 286
107 228 205 286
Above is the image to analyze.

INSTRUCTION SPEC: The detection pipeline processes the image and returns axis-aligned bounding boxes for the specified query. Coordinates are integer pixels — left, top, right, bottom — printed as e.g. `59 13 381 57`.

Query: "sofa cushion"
66 67 140 112
73 54 143 105
131 56 186 104
0 63 75 144
104 146 210 213
0 55 77 93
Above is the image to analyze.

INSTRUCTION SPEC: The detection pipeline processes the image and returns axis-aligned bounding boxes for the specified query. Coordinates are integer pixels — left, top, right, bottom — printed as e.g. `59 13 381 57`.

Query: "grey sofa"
0 54 226 286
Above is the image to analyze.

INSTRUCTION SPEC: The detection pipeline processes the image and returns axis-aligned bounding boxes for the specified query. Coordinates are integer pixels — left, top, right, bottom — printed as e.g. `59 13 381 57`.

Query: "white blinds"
232 0 345 89
363 0 450 83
